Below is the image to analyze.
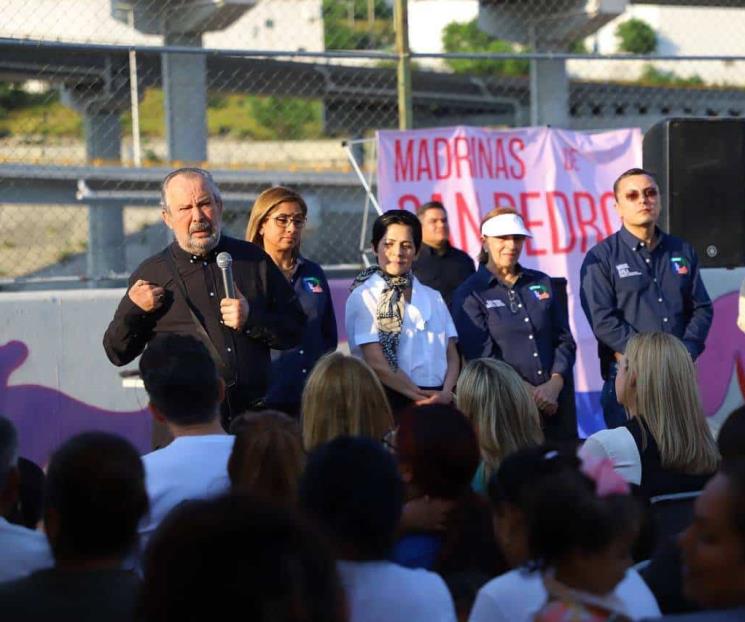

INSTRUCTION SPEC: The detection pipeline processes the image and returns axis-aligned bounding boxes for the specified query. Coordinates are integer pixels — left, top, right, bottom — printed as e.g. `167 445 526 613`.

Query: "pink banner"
376 126 642 428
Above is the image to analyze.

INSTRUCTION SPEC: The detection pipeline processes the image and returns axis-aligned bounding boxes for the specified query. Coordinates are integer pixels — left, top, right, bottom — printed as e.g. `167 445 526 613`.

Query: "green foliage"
323 0 394 50
0 82 52 113
639 64 704 87
442 20 529 77
615 18 657 55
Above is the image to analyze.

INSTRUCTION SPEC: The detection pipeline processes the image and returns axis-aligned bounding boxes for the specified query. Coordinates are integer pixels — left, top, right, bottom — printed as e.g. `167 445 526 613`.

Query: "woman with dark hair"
391 403 504 614
452 207 577 441
246 186 337 416
345 210 459 415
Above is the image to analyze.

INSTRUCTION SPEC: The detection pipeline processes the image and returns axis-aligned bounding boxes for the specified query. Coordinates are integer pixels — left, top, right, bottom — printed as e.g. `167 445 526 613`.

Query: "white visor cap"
481 213 532 238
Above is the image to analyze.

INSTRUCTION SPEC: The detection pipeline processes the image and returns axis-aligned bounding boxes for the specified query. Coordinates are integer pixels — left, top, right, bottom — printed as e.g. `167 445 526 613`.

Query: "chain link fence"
2 0 745 286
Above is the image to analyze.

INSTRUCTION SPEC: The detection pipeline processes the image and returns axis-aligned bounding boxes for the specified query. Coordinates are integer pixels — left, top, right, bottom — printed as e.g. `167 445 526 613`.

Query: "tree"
323 0 394 50
615 18 657 55
442 19 529 77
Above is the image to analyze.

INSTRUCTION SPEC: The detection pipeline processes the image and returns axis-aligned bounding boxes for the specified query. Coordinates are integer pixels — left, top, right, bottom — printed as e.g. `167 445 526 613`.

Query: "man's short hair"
613 167 658 198
300 436 403 560
160 167 222 212
416 200 447 218
45 432 147 562
0 416 18 490
139 334 222 425
141 495 344 622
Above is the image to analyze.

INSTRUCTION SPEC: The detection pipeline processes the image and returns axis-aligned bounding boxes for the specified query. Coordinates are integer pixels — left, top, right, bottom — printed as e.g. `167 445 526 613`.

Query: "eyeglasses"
269 215 306 228
508 289 518 314
624 187 658 201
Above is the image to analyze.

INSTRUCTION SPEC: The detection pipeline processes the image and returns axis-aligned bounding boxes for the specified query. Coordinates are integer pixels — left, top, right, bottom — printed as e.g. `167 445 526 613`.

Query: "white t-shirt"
139 434 234 541
579 427 642 485
468 567 660 622
345 274 458 387
337 560 457 622
0 517 53 582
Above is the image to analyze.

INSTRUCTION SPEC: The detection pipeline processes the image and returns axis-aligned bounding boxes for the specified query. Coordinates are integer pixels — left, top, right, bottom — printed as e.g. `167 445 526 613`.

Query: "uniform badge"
671 256 689 275
529 284 550 301
485 299 506 309
303 277 324 293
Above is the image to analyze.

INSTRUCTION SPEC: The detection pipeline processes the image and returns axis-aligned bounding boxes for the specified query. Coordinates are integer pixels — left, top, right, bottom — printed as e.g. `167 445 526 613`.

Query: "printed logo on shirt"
485 299 506 309
528 284 551 301
303 277 324 294
615 263 642 278
671 256 690 275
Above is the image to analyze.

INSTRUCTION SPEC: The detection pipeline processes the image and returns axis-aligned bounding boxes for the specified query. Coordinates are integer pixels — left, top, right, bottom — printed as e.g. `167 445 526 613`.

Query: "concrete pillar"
530 58 569 128
162 32 208 163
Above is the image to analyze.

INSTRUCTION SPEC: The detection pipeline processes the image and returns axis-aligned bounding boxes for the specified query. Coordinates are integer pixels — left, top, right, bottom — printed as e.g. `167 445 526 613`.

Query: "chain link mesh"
2 0 745 284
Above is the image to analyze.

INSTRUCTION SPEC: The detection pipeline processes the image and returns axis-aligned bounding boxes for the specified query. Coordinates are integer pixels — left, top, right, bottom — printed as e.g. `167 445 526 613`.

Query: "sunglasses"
508 289 518 314
269 215 307 229
624 187 658 201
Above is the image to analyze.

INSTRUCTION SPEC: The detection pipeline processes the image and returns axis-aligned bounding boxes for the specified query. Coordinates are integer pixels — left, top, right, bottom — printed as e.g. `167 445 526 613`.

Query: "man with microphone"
103 168 306 428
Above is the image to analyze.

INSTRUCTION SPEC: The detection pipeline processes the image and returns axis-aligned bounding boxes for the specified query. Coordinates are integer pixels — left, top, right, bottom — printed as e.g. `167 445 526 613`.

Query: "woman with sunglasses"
246 186 337 417
452 207 577 442
345 210 460 416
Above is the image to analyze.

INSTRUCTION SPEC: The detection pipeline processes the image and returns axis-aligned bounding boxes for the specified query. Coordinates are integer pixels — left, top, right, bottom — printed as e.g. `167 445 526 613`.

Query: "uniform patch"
671 256 689 275
485 299 506 309
528 284 550 301
303 277 324 293
616 263 642 278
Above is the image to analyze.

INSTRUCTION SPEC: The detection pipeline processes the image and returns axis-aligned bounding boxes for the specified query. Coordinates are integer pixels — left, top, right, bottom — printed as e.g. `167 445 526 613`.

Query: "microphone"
216 252 236 299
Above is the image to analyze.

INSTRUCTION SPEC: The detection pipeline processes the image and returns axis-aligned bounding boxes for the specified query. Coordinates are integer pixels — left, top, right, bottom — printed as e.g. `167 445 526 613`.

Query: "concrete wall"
2 269 745 465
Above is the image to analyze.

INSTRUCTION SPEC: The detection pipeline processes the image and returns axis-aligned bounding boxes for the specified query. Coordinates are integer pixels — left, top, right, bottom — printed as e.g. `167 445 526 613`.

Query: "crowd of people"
0 165 742 621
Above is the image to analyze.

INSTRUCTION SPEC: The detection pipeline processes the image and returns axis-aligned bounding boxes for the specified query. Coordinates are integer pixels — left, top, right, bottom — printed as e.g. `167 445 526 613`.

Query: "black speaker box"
643 117 745 268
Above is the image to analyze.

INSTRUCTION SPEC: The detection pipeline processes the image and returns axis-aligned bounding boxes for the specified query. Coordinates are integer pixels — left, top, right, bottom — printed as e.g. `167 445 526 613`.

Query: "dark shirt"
580 227 712 377
0 567 141 622
452 264 576 386
103 236 306 411
265 256 337 408
413 242 475 307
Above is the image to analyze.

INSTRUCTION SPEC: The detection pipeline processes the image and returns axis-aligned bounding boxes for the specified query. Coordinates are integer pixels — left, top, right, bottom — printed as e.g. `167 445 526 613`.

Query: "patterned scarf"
350 266 413 371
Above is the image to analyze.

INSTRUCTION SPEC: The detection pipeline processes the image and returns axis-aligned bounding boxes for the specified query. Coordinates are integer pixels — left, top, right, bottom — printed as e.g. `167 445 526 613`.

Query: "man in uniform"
580 168 713 429
103 168 306 426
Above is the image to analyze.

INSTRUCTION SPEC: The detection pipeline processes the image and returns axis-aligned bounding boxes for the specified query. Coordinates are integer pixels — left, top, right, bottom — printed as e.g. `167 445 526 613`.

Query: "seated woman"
580 332 719 499
228 410 305 506
391 404 504 597
301 351 394 451
345 210 459 416
456 358 544 494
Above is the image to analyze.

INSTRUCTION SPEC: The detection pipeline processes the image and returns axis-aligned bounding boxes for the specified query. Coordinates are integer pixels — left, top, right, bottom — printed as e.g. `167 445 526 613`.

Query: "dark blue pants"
600 361 629 430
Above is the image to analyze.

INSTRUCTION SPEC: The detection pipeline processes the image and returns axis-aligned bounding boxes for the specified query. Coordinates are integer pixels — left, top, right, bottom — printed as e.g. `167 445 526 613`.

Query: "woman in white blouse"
345 210 460 415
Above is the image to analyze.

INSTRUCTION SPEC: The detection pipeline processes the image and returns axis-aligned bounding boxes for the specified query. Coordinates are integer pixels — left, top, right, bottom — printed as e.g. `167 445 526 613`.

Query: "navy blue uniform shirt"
452 264 576 386
266 256 337 407
412 242 475 307
580 226 712 377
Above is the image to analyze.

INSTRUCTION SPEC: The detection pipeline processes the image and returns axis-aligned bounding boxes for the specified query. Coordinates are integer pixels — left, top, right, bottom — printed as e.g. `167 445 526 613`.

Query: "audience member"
580 332 719 498
137 334 234 544
228 410 305 505
717 404 745 461
0 416 52 582
141 494 345 622
301 351 394 450
455 358 544 493
346 209 460 415
392 404 504 606
529 458 641 621
469 447 660 622
300 436 457 622
245 186 338 417
0 432 147 621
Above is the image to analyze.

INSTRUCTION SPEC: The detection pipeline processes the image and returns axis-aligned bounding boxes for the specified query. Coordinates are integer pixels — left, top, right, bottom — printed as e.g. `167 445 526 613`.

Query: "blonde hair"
228 410 305 505
621 332 719 474
245 186 308 256
301 352 394 451
478 206 520 264
456 358 544 479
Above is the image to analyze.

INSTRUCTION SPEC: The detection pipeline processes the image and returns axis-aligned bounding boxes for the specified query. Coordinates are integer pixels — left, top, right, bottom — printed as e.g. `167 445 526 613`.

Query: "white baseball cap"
481 213 532 238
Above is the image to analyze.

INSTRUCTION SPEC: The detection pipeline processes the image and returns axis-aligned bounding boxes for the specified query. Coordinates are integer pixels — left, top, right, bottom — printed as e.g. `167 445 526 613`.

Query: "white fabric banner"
376 126 643 432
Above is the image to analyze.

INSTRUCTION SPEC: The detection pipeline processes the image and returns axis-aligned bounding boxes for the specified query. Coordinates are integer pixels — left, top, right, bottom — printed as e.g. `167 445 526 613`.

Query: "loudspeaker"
643 118 745 268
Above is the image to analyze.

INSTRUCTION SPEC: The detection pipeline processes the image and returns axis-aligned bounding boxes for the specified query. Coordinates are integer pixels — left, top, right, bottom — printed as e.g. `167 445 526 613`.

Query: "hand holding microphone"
217 252 249 330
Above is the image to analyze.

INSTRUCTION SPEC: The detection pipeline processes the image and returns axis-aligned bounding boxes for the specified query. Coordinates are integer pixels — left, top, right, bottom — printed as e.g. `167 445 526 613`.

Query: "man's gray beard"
185 228 221 255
